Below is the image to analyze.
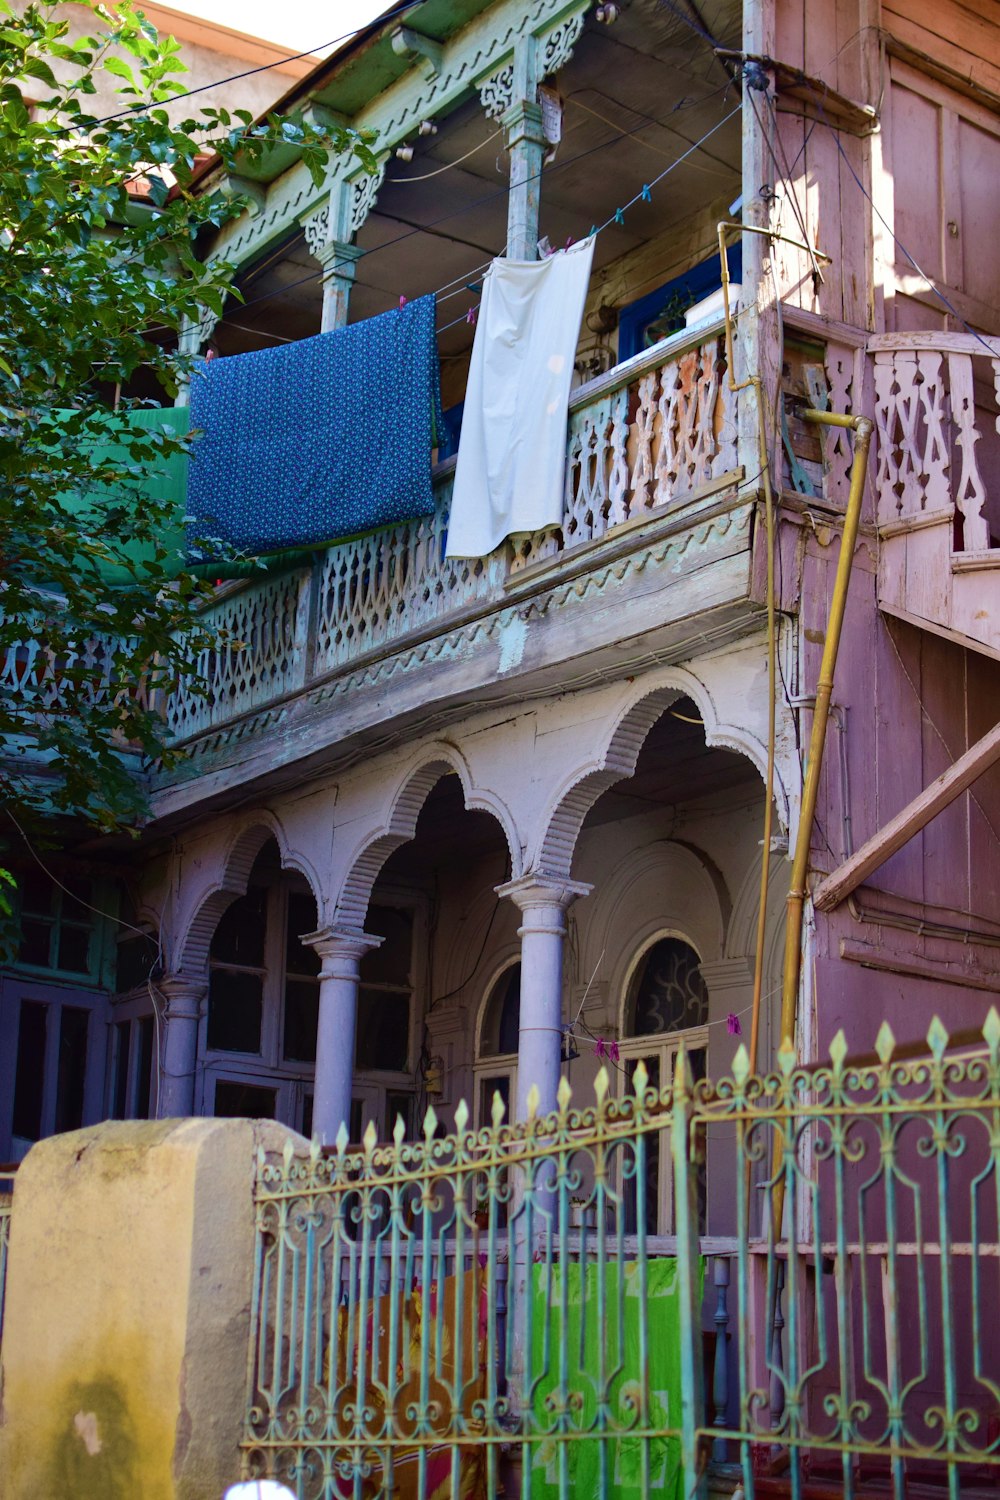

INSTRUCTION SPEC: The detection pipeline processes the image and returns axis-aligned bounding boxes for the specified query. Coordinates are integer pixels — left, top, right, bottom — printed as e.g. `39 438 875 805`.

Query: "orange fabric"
329 1271 489 1499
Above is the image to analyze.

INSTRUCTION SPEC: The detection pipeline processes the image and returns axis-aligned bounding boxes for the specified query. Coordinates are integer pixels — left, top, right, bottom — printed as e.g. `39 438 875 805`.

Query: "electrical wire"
819 111 1000 357
93 0 424 124
198 83 741 339
386 127 503 183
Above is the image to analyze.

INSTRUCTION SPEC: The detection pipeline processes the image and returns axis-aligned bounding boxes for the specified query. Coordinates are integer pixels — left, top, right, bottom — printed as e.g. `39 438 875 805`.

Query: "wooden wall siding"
771 0 878 330
879 58 1000 335
800 525 1000 1048
882 0 1000 106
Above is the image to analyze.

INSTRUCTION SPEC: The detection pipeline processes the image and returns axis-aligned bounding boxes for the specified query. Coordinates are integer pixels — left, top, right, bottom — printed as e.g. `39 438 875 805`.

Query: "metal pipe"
778 410 873 1055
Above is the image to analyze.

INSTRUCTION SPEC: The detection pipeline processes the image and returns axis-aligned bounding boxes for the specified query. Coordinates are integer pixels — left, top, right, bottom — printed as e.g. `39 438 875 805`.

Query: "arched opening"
350 770 516 1141
201 837 320 1131
548 695 781 1237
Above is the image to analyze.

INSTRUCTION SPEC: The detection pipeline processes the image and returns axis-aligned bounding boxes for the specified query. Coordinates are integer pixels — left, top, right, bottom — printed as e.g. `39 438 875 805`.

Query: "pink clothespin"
727 1012 742 1036
399 295 408 309
594 1038 606 1061
466 305 477 325
565 235 574 249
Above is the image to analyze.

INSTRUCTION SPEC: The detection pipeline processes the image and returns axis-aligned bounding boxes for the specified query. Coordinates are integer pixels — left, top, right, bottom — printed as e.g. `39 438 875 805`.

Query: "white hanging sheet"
445 236 595 559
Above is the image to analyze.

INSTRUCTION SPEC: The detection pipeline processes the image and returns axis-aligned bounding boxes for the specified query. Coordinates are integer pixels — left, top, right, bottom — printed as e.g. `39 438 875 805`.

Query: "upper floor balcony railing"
162 314 741 748
870 330 1000 658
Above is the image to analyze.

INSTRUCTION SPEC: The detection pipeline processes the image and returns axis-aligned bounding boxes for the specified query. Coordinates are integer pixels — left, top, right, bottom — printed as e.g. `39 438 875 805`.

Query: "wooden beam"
812 720 1000 911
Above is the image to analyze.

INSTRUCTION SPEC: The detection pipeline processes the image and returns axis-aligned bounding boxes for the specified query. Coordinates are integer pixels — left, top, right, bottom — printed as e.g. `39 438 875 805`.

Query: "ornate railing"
869 331 1000 654
242 1012 1000 1500
164 318 738 743
870 332 1000 553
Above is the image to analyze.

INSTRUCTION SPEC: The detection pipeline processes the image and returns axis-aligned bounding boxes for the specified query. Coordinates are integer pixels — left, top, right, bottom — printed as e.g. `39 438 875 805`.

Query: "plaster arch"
532 660 791 882
332 744 522 932
578 841 726 1029
175 811 321 975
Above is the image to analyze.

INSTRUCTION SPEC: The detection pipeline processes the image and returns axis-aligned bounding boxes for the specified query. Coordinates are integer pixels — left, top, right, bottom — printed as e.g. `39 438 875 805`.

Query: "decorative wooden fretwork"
510 331 737 572
166 571 308 742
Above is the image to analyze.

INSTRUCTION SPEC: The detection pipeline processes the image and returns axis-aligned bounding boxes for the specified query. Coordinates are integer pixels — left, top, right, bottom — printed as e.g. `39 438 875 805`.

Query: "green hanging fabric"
529 1257 701 1500
57 405 191 586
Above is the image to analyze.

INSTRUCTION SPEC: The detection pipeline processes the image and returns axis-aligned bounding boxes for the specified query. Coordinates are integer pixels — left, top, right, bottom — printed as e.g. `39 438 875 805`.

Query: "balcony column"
303 926 383 1143
175 312 219 407
496 872 592 1119
156 974 208 1117
316 240 363 333
502 37 546 260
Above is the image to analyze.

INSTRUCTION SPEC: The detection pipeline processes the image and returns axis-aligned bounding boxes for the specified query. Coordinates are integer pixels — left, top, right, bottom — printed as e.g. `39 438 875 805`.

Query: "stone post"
156 973 208 1119
0 1117 303 1499
495 872 591 1119
303 926 383 1143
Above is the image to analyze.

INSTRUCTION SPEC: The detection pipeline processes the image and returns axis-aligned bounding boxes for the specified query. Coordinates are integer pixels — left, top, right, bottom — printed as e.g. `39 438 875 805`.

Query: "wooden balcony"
150 316 762 814
871 331 1000 659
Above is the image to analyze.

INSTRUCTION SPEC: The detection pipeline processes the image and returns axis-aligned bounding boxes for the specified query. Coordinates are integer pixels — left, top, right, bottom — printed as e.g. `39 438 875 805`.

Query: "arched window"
474 961 520 1126
620 936 709 1236
628 938 709 1038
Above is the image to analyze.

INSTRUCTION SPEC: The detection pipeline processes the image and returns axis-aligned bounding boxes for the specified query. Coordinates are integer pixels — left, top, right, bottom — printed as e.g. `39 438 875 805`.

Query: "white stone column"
303 926 383 1144
496 873 592 1119
156 974 208 1118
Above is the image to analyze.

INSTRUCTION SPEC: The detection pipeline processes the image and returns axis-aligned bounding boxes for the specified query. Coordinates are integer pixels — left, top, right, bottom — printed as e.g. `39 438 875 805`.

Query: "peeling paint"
496 615 528 674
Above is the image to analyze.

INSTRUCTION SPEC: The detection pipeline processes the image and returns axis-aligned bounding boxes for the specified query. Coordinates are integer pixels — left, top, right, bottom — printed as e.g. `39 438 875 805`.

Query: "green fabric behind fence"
529 1257 700 1500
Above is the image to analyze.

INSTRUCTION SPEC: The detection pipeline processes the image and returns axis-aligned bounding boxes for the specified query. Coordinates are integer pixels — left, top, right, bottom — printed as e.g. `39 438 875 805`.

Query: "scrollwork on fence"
242 1011 1000 1500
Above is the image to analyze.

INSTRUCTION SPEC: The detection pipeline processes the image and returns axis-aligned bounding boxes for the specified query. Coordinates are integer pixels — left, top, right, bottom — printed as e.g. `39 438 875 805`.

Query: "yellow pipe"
778 410 874 1056
769 408 873 1245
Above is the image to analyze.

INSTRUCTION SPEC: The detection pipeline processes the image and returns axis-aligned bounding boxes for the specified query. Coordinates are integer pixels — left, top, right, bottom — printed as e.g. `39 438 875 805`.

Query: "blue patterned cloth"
187 295 442 556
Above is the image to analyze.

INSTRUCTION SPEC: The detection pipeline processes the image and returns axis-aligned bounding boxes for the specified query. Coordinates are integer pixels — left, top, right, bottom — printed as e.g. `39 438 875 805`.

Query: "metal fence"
242 1013 1000 1500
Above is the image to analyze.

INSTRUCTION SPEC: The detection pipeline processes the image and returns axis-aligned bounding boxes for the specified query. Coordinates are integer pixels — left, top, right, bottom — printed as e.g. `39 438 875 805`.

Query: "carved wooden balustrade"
164 317 738 744
870 331 1000 656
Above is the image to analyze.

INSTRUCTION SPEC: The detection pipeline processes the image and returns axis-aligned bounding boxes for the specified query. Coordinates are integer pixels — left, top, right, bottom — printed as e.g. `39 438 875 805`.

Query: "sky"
165 0 390 54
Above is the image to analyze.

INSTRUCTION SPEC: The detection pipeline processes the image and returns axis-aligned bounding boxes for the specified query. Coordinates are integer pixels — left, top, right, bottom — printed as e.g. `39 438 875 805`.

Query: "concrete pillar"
496 872 591 1119
303 926 383 1144
0 1117 303 1500
156 974 208 1119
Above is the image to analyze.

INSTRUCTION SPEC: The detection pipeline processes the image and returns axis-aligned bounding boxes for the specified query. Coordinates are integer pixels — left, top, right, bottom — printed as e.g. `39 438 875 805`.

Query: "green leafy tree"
0 0 374 849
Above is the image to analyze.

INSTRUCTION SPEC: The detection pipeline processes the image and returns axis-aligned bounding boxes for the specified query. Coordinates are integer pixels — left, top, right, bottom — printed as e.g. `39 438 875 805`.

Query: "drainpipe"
778 409 873 1056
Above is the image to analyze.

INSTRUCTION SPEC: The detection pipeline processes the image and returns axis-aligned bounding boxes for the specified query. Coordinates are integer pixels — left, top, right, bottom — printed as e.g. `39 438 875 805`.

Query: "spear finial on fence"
491 1089 506 1129
927 1015 949 1061
594 1064 609 1107
454 1098 469 1135
828 1029 847 1074
875 1021 896 1064
984 1006 1000 1058
633 1057 648 1100
557 1076 572 1113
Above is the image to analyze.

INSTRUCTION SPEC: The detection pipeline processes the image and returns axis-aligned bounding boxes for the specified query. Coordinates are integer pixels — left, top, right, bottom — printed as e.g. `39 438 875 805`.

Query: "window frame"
0 974 109 1161
614 932 711 1237
473 955 521 1129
